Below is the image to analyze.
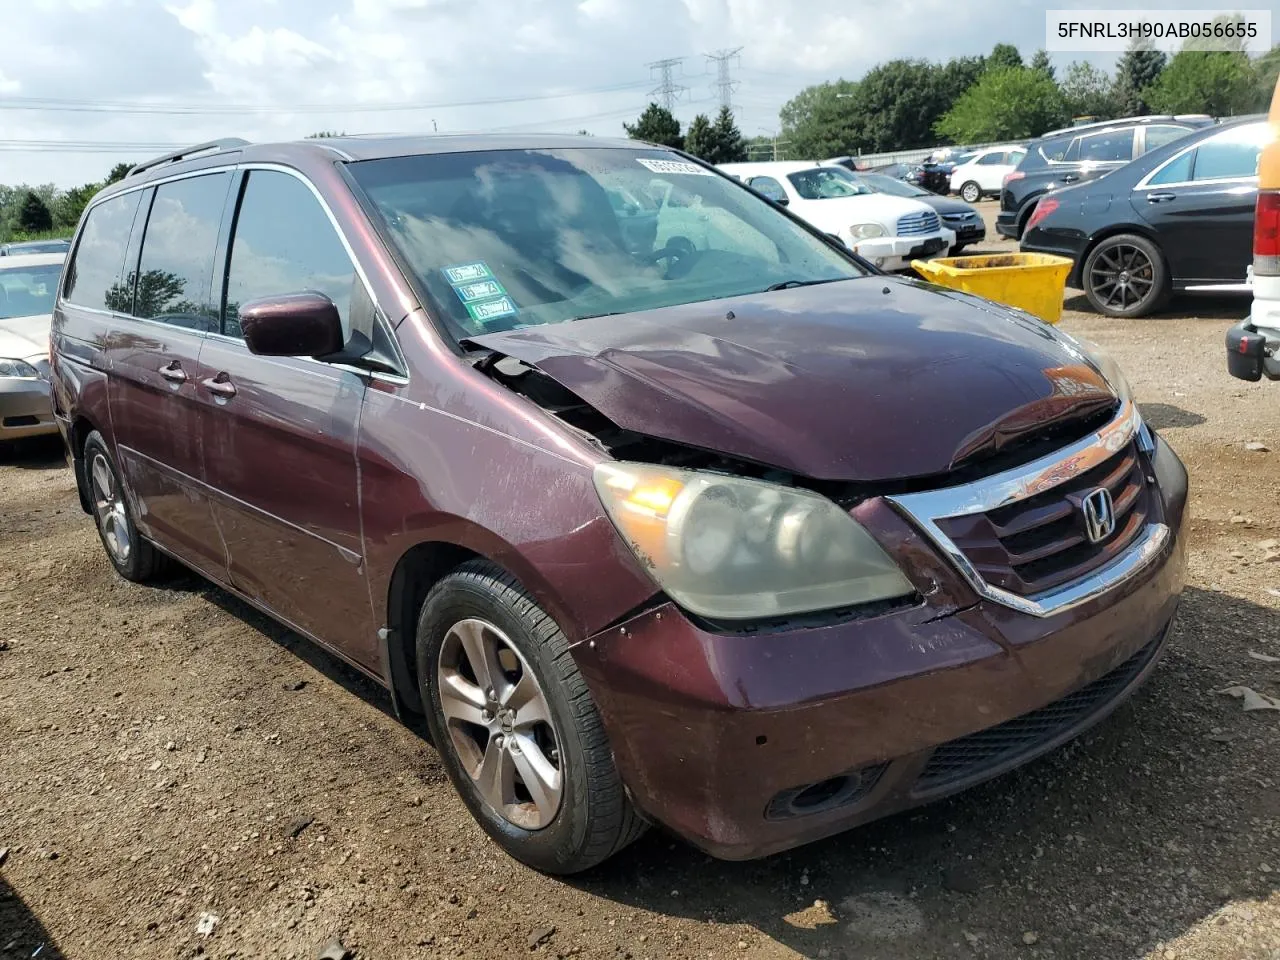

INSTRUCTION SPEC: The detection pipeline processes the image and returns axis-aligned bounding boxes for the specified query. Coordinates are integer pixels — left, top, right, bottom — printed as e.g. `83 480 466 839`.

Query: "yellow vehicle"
1227 77 1280 380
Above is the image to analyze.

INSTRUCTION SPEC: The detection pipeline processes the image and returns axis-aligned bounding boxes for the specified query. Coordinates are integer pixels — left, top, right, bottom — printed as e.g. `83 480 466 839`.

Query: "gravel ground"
3 202 1279 960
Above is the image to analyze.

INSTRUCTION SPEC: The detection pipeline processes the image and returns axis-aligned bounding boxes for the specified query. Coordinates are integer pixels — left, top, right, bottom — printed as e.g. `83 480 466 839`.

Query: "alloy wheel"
90 453 131 564
1088 242 1156 313
437 618 564 830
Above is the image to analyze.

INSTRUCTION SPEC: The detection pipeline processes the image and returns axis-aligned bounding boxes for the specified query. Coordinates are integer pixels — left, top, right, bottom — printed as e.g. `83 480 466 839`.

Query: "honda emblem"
1081 488 1116 544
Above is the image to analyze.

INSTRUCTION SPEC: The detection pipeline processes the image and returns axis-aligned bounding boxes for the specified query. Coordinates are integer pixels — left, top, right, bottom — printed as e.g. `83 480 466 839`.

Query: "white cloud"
0 0 1220 187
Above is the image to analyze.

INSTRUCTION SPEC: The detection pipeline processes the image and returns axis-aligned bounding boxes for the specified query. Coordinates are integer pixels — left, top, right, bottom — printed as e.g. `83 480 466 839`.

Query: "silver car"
0 252 65 442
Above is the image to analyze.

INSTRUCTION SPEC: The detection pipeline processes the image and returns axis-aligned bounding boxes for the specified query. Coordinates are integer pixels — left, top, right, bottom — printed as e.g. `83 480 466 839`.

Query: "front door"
105 173 233 578
1136 126 1264 284
194 168 376 666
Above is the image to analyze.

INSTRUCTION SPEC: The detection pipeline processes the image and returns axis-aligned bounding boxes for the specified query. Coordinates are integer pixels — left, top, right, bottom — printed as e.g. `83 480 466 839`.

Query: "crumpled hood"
471 278 1117 482
0 313 51 363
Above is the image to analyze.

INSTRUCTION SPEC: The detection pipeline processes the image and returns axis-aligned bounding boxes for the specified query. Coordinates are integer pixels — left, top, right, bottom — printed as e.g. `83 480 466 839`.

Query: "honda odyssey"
51 134 1187 874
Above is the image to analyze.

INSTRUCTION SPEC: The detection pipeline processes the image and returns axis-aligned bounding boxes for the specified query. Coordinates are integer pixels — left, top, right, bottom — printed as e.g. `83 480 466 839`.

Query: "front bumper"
0 376 57 441
853 228 956 271
573 434 1188 860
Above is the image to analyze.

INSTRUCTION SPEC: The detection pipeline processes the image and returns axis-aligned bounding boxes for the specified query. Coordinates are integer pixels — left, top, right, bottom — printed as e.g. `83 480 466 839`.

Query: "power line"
0 80 653 117
646 58 687 113
705 48 743 112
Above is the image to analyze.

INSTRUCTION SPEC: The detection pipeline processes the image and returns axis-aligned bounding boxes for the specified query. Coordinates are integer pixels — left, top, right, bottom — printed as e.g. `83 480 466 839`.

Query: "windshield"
350 148 866 337
0 262 62 319
858 173 927 198
785 166 872 200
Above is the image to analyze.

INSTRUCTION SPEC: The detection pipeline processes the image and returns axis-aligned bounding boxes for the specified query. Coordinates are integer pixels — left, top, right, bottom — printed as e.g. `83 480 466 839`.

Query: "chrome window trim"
887 400 1170 618
59 160 411 384
1136 123 1267 190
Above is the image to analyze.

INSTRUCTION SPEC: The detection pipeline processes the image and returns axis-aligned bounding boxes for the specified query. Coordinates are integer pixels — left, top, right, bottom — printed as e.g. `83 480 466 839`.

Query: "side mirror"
238 292 345 358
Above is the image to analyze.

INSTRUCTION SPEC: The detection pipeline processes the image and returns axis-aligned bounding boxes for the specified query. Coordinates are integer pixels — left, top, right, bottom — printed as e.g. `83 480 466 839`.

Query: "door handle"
1147 192 1177 203
159 361 187 384
1061 174 1079 183
200 372 237 399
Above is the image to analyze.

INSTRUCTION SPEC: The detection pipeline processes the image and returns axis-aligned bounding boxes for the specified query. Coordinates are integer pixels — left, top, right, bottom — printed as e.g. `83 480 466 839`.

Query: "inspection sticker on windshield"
442 262 493 285
453 278 507 303
635 158 712 176
465 296 518 324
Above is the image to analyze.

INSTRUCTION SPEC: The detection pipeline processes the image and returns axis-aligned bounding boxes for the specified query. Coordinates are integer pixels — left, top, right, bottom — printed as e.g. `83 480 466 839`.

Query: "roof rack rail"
126 138 250 179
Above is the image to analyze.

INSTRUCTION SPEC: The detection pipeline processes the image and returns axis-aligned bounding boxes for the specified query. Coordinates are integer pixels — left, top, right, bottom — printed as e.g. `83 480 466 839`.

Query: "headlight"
848 223 886 240
593 463 914 620
0 358 39 378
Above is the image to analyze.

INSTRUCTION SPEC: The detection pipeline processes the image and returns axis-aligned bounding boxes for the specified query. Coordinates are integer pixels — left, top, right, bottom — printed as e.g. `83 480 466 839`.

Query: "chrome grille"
935 441 1150 597
896 210 941 236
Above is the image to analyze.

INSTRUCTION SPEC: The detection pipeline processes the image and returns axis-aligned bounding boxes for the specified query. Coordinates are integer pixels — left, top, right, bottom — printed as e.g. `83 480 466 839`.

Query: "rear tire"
960 181 981 203
1082 233 1170 318
416 560 645 874
83 431 169 582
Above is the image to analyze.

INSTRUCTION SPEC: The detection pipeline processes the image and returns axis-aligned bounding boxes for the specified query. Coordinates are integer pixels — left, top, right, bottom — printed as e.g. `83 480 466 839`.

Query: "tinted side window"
748 176 786 203
64 191 142 311
1142 125 1191 153
977 152 1002 166
1078 129 1134 163
224 170 356 340
134 173 231 331
1193 137 1263 181
1150 149 1195 186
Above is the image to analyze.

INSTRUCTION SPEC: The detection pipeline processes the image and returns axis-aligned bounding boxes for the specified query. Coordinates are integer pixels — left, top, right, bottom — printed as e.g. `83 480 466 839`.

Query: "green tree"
1144 49 1257 116
307 131 346 138
684 113 715 161
623 103 683 149
710 107 747 163
105 163 132 185
1061 61 1118 119
1029 49 1055 80
18 192 52 232
935 67 1066 142
986 43 1023 73
779 80 859 158
1113 41 1167 115
1254 45 1280 108
52 183 100 230
849 59 966 152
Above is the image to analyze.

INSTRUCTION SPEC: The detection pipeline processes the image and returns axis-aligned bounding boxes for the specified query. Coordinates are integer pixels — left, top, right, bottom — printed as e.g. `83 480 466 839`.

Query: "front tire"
1082 233 1170 318
960 181 981 203
83 431 168 583
416 560 645 874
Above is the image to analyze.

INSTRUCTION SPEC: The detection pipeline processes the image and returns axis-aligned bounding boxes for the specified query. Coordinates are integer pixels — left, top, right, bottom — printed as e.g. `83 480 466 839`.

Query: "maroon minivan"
50 135 1187 874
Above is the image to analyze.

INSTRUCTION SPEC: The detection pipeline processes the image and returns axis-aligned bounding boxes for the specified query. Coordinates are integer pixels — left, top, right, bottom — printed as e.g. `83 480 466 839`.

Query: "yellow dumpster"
911 253 1074 325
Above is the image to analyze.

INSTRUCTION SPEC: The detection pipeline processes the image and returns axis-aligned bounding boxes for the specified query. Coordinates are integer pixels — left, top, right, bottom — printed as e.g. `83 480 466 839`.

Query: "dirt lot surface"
3 201 1280 960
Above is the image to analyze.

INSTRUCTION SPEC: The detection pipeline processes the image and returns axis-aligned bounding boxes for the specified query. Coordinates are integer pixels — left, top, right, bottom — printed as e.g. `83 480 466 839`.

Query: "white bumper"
851 228 956 272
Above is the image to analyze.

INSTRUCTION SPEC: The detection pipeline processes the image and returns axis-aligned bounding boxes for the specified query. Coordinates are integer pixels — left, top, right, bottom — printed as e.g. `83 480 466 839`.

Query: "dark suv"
51 135 1186 874
997 116 1215 240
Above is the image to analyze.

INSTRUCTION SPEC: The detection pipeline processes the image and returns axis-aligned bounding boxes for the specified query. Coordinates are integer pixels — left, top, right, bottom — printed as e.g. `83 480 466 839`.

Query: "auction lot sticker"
636 158 713 176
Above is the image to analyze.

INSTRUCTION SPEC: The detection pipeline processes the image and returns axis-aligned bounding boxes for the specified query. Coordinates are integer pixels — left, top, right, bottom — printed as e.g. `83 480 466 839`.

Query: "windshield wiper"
764 278 845 292
571 311 623 322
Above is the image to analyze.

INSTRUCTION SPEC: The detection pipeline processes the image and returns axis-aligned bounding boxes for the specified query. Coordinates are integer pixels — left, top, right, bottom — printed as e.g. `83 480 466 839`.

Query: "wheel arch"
1072 222 1166 290
70 415 102 514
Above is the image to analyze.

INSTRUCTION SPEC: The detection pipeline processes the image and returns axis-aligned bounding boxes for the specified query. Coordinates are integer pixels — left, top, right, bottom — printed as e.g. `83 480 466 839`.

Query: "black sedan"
854 172 986 251
1021 118 1268 317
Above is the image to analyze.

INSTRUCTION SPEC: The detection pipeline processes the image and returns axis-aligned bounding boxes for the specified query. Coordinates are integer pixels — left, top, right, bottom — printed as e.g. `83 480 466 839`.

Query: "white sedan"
0 252 65 442
719 161 954 272
948 145 1027 202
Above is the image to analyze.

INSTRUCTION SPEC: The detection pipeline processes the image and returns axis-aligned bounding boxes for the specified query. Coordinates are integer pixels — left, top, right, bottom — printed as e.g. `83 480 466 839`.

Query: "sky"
0 0 1250 187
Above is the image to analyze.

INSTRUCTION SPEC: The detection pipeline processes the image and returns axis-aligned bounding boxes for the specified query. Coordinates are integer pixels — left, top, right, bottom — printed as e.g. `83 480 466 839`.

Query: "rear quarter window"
63 191 142 311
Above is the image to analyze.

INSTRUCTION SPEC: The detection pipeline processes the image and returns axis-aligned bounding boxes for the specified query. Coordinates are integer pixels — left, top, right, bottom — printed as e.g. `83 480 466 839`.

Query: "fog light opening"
790 777 848 811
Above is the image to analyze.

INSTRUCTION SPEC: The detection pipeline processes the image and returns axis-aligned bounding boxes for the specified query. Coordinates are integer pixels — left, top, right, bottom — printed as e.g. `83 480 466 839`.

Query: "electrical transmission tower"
647 58 687 112
705 48 743 112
